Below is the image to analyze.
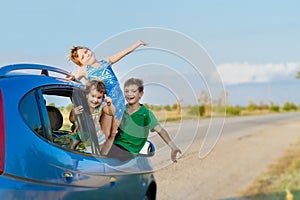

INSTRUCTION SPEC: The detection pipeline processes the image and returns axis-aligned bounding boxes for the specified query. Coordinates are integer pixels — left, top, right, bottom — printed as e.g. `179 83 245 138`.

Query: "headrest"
46 106 63 131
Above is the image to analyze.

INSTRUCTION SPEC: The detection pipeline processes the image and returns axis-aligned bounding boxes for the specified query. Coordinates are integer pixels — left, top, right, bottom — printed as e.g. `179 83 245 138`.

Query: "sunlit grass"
152 109 200 122
60 109 73 131
241 141 300 199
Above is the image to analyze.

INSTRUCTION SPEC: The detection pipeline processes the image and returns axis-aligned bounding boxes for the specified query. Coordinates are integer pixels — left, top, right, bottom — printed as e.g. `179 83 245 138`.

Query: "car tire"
144 187 155 200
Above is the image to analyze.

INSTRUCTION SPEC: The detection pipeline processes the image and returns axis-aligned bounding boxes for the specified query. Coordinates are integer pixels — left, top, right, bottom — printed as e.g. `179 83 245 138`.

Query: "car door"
38 86 128 198
39 85 147 199
15 88 62 185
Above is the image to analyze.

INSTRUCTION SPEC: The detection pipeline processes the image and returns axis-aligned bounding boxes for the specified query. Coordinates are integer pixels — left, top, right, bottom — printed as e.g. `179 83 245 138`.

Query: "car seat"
47 106 76 149
46 106 63 131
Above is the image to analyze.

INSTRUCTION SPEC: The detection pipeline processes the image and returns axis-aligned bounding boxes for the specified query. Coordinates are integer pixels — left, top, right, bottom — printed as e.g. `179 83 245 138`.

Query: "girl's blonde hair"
69 46 89 66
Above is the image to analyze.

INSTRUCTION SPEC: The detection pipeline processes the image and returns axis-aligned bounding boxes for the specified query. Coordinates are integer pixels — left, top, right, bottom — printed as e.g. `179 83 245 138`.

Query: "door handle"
63 171 73 178
109 177 116 187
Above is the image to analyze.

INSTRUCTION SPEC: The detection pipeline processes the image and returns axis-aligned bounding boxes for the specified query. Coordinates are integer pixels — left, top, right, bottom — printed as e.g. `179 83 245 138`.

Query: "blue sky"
1 0 300 106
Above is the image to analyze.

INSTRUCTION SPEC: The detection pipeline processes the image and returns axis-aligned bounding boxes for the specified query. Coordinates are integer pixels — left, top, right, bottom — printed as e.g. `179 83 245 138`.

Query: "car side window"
19 90 43 137
43 94 77 149
20 86 101 155
41 87 100 155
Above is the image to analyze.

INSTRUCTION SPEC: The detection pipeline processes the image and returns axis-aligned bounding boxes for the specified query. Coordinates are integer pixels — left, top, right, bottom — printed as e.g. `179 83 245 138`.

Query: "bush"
247 101 257 112
269 105 280 112
282 102 298 111
226 106 241 116
164 105 172 111
188 105 205 117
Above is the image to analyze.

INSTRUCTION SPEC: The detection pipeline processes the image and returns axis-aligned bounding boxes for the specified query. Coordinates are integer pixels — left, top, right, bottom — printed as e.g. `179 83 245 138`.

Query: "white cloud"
217 62 300 85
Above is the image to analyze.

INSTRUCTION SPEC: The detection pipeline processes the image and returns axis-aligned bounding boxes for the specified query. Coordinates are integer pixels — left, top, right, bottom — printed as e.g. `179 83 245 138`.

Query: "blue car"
0 63 156 199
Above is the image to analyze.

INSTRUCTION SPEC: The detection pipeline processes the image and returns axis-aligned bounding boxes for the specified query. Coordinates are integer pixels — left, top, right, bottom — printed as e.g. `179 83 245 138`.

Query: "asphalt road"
149 112 300 166
150 112 300 199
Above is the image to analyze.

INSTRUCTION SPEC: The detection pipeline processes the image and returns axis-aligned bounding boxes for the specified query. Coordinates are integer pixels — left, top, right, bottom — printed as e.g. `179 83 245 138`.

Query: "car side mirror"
139 140 155 157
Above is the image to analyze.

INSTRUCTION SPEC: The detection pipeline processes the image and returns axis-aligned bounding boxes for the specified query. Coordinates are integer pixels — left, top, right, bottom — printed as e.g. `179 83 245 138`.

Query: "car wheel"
144 187 155 200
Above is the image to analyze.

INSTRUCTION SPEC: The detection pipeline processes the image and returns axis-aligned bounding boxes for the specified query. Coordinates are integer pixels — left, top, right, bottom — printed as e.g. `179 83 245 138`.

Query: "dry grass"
152 109 200 122
241 141 300 199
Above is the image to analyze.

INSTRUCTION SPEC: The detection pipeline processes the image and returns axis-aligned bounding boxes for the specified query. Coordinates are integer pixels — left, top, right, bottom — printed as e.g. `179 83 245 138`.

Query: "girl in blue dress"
69 40 147 138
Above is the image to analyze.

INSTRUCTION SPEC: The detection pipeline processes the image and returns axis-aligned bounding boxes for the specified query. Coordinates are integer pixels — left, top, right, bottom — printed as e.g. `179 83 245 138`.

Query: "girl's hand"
66 74 75 81
137 40 148 46
73 105 83 115
104 95 112 106
103 95 115 116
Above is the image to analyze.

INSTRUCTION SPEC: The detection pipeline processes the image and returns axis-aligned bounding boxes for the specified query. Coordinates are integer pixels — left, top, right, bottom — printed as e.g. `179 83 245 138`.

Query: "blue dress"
86 60 125 120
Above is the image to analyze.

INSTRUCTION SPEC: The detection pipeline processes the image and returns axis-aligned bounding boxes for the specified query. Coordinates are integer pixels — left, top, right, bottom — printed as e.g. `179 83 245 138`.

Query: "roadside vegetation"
48 87 300 122
240 140 300 199
147 98 300 122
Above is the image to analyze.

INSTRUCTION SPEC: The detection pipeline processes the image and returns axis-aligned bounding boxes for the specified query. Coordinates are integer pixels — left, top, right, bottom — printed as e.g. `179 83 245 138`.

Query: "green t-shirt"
114 104 159 155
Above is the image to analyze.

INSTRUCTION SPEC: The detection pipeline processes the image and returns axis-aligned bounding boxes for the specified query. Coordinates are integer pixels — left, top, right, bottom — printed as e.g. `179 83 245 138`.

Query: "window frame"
19 88 52 142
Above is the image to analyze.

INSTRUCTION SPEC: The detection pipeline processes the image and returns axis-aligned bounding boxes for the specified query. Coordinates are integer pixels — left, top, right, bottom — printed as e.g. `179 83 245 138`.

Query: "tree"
66 103 73 112
176 98 183 114
198 91 211 116
296 71 300 79
269 101 280 112
282 101 298 111
258 100 269 110
48 102 55 107
164 105 172 111
247 100 257 111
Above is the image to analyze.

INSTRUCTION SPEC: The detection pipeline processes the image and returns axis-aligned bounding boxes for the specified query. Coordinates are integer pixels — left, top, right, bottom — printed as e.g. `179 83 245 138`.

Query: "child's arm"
105 40 147 65
100 137 114 155
73 68 87 80
102 95 115 116
66 68 87 81
153 124 182 162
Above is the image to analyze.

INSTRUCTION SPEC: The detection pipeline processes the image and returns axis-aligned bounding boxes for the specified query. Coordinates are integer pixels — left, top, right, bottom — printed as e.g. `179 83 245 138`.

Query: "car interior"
46 105 63 132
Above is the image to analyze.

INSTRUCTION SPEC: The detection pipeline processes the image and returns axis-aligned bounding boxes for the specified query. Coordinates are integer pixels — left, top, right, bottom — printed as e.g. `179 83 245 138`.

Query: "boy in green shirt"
107 78 181 162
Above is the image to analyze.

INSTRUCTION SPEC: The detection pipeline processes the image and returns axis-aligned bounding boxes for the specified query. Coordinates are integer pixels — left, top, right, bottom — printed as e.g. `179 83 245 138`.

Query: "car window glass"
19 90 43 137
19 87 101 156
43 94 73 131
42 89 100 155
43 94 77 149
71 88 101 155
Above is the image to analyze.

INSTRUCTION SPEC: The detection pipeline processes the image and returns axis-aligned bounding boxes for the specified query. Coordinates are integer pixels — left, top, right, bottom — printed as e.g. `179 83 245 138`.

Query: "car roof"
0 63 83 94
0 63 71 78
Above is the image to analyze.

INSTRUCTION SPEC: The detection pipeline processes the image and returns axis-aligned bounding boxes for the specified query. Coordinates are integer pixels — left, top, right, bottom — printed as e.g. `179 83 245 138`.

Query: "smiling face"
86 86 104 110
76 48 96 66
124 84 144 105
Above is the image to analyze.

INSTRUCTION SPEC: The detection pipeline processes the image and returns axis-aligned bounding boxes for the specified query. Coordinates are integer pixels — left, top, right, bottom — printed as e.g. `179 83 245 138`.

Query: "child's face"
86 86 104 109
124 84 143 105
76 48 96 66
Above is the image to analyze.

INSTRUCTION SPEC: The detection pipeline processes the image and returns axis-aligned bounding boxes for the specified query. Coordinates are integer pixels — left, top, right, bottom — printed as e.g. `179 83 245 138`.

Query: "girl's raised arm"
102 95 115 116
105 40 147 65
